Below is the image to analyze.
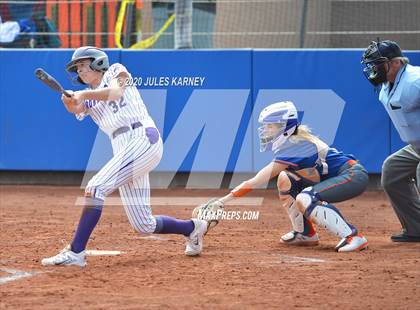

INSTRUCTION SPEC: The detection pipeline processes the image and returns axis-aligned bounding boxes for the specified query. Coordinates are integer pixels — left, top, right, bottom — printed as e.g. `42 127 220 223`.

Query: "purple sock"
71 201 103 253
154 216 194 236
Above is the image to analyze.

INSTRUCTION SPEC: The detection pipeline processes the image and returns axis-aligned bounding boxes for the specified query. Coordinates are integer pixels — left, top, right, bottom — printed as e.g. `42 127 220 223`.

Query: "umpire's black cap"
377 40 403 60
362 40 403 65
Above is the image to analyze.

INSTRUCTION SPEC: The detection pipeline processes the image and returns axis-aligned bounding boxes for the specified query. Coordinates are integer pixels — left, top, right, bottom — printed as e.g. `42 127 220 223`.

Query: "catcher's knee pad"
277 171 305 199
295 186 320 214
277 171 294 208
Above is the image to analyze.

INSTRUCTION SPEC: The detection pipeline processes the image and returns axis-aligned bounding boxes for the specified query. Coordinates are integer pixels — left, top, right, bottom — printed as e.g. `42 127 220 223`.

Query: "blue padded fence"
0 49 418 173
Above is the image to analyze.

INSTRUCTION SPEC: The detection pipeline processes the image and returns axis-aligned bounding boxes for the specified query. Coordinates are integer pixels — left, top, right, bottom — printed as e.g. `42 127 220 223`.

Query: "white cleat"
335 234 368 252
280 231 320 246
185 219 208 256
41 245 86 267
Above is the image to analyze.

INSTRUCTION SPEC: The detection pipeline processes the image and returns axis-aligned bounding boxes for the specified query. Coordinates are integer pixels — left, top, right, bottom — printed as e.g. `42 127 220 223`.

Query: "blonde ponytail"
289 125 329 152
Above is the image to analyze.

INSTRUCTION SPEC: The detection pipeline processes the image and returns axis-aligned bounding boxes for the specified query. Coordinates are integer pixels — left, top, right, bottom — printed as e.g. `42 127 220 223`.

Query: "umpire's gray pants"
381 145 420 236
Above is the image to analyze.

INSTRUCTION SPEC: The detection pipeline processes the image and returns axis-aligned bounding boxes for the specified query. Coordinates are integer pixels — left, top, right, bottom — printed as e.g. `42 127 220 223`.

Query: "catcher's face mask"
258 101 299 152
258 123 286 150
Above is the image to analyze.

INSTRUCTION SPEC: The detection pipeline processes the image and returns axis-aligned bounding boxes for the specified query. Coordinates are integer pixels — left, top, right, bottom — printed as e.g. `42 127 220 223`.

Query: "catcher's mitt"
192 198 225 232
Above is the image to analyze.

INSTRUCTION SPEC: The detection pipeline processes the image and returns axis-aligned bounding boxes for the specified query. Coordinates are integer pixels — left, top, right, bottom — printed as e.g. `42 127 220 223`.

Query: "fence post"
175 0 193 49
299 0 309 48
58 1 69 47
123 2 133 48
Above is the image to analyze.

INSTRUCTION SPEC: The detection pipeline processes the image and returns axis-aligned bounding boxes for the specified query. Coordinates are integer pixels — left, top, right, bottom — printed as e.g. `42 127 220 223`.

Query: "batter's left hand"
72 90 86 102
61 90 75 105
61 90 85 114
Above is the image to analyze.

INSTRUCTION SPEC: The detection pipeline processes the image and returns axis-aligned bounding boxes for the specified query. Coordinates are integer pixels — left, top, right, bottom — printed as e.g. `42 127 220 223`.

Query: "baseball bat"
34 68 72 97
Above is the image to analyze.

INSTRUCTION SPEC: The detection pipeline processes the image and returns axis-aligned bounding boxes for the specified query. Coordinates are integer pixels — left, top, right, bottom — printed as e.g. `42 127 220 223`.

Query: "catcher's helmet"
66 46 109 73
361 40 403 86
258 101 299 152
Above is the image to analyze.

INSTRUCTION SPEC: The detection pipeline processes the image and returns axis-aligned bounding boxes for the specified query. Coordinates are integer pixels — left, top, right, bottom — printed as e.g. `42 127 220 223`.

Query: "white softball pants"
85 126 163 233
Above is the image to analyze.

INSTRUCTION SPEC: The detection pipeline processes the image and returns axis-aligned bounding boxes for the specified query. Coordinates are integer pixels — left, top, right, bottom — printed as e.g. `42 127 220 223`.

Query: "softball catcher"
194 101 369 252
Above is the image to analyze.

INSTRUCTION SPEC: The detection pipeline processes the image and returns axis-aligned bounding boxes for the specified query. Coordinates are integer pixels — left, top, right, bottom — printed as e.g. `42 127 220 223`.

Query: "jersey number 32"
109 98 127 113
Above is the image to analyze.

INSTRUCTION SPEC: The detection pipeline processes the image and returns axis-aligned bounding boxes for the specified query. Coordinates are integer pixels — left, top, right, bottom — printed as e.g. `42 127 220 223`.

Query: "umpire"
362 40 420 242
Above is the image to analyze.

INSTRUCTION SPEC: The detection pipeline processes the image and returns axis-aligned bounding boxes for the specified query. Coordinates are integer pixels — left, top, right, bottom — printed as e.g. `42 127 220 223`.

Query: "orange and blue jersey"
274 139 356 181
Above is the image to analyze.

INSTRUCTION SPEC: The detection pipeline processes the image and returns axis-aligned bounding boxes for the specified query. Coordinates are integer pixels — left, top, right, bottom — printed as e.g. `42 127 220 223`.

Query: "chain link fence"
0 0 418 49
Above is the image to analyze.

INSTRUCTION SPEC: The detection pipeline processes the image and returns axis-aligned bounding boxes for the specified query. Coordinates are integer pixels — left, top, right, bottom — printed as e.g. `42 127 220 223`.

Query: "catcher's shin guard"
278 171 317 238
284 201 316 236
286 200 304 232
297 187 357 238
278 171 303 231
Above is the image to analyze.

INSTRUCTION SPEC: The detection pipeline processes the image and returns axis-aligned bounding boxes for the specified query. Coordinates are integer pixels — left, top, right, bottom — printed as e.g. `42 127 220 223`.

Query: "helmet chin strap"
271 127 295 152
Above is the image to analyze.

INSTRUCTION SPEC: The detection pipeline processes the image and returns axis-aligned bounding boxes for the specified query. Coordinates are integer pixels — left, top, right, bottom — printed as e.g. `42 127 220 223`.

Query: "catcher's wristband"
231 181 252 197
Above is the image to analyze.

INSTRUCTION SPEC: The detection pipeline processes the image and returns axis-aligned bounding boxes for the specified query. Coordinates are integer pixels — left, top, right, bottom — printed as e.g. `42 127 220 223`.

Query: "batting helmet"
258 101 299 152
66 46 109 74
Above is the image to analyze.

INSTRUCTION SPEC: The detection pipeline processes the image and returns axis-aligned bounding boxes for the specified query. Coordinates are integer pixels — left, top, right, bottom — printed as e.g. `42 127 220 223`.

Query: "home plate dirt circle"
0 268 40 285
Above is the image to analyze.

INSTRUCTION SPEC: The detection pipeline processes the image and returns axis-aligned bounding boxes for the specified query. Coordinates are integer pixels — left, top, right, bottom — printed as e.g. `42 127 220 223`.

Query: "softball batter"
196 101 369 252
42 46 207 267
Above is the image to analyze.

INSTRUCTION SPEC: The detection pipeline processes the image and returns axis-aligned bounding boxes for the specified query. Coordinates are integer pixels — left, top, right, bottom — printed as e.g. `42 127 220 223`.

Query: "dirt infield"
1 186 419 309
